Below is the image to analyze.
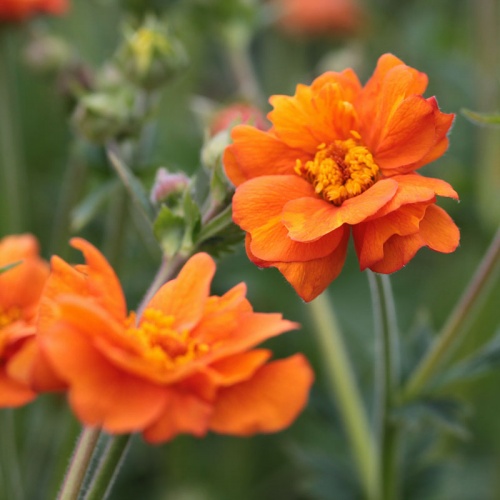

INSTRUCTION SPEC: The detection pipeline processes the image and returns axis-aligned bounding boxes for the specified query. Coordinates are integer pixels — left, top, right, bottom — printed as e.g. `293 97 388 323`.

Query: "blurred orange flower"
275 0 363 36
37 238 313 443
0 0 67 22
224 53 459 302
0 234 49 407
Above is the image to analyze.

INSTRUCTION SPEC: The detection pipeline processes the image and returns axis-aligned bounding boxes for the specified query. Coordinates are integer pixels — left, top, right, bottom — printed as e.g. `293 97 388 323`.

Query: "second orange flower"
224 53 460 302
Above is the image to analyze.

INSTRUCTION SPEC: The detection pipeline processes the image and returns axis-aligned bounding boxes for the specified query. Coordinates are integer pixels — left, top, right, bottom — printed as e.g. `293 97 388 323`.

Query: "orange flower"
0 234 49 407
36 238 313 443
224 53 460 302
274 0 363 36
0 0 67 22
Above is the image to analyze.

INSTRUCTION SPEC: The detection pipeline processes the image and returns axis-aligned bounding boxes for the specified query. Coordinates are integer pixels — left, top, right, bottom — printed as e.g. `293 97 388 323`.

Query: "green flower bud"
117 17 188 90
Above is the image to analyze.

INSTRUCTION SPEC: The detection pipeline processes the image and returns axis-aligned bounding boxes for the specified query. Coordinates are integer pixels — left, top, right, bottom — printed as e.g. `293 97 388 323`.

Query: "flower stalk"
368 272 400 500
57 427 101 500
308 292 379 499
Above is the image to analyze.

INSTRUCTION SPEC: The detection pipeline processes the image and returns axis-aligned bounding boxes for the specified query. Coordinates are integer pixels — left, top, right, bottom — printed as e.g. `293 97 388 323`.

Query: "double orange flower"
0 234 49 407
225 53 460 301
8 238 312 443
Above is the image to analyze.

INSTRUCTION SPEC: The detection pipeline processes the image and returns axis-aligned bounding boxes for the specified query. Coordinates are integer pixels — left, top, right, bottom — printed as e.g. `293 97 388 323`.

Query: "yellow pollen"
124 309 209 369
0 307 22 329
295 135 380 206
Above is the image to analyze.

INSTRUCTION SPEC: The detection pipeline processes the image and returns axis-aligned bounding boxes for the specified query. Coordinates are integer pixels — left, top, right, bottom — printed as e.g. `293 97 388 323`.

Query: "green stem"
0 410 23 500
403 226 500 401
102 186 129 270
0 28 25 232
308 292 378 499
57 427 101 500
368 273 401 500
83 435 131 500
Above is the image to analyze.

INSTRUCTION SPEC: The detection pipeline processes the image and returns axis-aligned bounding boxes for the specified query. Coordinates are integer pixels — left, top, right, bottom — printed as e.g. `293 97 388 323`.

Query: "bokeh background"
1 0 499 498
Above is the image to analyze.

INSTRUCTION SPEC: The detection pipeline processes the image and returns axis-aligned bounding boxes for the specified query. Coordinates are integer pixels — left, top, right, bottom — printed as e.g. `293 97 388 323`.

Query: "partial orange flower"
224 53 460 302
274 0 363 36
0 0 67 22
36 238 313 443
0 234 49 407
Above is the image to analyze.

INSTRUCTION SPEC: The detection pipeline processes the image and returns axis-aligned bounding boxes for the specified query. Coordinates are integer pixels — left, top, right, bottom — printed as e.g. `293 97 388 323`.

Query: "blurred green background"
1 0 500 498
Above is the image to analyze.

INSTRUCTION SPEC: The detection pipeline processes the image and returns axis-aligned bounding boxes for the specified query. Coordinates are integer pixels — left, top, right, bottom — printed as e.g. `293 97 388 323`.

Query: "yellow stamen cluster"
295 135 380 206
0 307 21 329
124 309 209 369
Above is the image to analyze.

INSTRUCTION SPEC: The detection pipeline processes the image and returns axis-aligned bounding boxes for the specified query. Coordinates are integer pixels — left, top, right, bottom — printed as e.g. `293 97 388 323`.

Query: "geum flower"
224 53 460 302
0 0 67 22
36 239 313 443
0 234 49 407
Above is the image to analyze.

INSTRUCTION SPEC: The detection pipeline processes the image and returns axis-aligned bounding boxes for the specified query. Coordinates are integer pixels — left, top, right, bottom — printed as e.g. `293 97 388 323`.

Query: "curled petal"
283 179 398 242
209 354 314 436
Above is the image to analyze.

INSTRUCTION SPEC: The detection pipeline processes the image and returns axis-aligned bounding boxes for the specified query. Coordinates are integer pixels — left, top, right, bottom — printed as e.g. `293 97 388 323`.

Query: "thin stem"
0 28 25 232
0 410 23 500
83 435 131 500
57 427 101 500
102 186 129 270
403 226 500 401
308 292 379 499
368 272 401 500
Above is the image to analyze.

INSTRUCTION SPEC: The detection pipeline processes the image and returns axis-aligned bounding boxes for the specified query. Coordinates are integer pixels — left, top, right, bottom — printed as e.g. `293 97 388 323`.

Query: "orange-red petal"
233 175 346 261
282 178 398 241
224 126 309 186
42 324 168 433
209 354 314 436
145 253 215 331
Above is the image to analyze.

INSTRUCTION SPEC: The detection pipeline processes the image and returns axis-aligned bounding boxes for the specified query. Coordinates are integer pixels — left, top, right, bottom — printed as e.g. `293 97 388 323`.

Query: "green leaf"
197 203 233 244
181 189 202 250
392 397 470 439
461 108 500 126
0 261 22 274
435 329 500 389
197 219 244 258
106 147 155 226
153 205 185 258
70 179 119 232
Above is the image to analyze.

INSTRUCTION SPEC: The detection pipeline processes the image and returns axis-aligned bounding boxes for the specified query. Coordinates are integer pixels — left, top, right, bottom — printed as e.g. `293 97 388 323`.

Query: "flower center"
295 134 380 206
124 308 209 369
0 307 21 329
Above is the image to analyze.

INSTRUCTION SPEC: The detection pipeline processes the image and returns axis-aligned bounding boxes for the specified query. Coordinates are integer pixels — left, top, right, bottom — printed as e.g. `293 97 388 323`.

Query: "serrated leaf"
461 108 500 126
153 205 185 258
0 261 22 274
392 397 470 439
70 179 119 232
197 203 234 244
106 147 155 226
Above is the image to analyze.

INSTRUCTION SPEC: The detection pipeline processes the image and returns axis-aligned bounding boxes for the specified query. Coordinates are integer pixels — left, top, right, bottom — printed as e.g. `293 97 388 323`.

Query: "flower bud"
24 32 73 75
209 102 268 136
72 89 136 144
117 17 189 90
150 168 190 205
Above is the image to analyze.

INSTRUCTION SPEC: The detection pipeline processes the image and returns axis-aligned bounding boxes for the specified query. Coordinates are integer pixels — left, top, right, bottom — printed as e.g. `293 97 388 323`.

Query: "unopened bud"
150 168 190 205
209 102 268 136
24 32 73 75
117 17 188 90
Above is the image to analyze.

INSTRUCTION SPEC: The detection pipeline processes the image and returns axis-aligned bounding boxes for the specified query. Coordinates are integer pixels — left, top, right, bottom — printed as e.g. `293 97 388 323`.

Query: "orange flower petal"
70 238 127 322
372 96 437 171
274 225 350 301
43 325 168 433
0 368 35 407
353 203 428 270
419 204 460 253
145 253 215 331
282 178 398 242
209 354 314 436
143 390 212 443
224 126 309 186
364 204 460 273
233 175 346 262
205 349 272 386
